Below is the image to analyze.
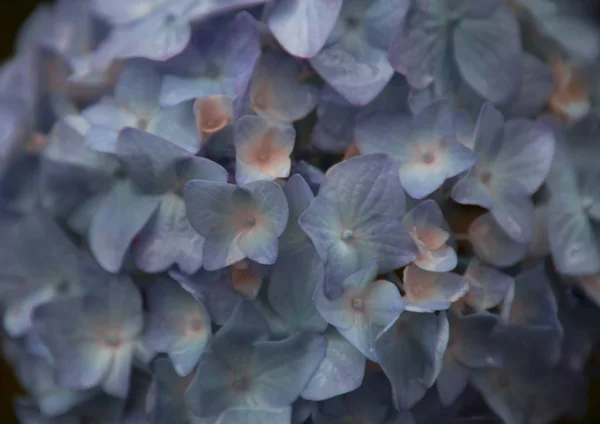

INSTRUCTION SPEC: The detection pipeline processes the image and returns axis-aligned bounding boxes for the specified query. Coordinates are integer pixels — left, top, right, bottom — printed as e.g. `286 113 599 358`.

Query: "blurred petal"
453 5 521 103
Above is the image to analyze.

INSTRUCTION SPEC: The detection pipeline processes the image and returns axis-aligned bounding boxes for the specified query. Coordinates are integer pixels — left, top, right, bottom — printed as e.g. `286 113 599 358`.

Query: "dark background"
1 0 600 423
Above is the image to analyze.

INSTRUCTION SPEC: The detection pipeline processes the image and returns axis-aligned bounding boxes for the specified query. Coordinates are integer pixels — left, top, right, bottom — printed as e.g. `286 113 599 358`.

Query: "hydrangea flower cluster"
1 1 600 423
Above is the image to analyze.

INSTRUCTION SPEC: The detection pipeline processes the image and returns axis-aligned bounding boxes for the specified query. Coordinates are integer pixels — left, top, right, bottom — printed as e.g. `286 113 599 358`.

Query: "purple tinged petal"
402 266 469 312
300 328 365 401
268 0 343 58
314 264 403 360
89 180 161 273
251 332 327 407
463 257 514 311
388 7 445 90
374 311 449 410
319 154 406 218
300 154 416 287
280 174 315 253
147 101 201 154
116 128 191 194
93 8 191 65
436 356 468 406
91 0 165 25
250 51 319 123
115 61 162 118
82 99 138 154
447 311 503 369
158 12 260 107
144 279 211 376
269 248 328 334
310 0 410 105
493 119 555 195
501 53 555 119
453 5 522 103
102 343 134 398
359 101 475 199
468 212 528 268
234 115 295 184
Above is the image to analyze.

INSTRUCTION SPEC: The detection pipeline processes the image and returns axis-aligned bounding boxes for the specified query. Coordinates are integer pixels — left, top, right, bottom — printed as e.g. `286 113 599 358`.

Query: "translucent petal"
93 8 191 65
146 101 201 154
453 5 521 103
144 279 211 376
315 264 403 360
134 193 202 274
269 248 328 335
463 257 514 310
251 332 327 407
310 0 410 105
301 328 365 401
447 311 503 369
468 213 528 268
300 154 416 287
374 311 449 410
388 7 445 90
102 343 134 398
234 115 295 184
436 356 468 406
195 95 234 142
403 266 469 312
158 12 260 107
250 51 319 123
91 0 165 25
268 0 342 58
500 53 555 119
114 60 162 118
279 174 315 254
89 180 161 273
116 128 191 194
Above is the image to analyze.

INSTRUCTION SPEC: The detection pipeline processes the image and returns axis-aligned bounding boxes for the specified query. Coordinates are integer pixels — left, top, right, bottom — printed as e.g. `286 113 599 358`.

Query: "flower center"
244 216 256 228
422 152 435 164
345 16 361 30
164 13 177 26
189 317 203 333
480 171 492 185
231 375 250 392
342 229 354 240
205 62 221 80
351 297 364 311
136 118 149 130
104 331 122 348
258 150 270 162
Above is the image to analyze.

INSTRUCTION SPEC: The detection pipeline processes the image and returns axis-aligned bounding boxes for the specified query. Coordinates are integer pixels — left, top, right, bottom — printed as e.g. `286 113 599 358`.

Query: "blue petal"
468 212 528 268
310 0 410 105
144 278 211 376
159 12 260 107
267 0 342 58
374 311 449 411
250 51 319 123
463 257 514 311
301 328 365 401
89 180 161 273
453 5 522 103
